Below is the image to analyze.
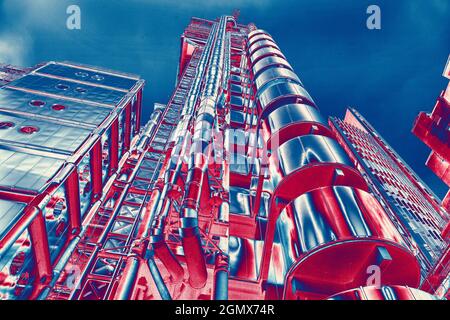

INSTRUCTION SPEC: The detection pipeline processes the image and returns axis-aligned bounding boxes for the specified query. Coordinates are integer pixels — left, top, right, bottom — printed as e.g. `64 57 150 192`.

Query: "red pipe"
0 190 34 203
135 89 142 133
91 141 103 201
153 241 185 284
66 169 81 237
183 167 203 208
110 119 119 173
28 209 52 298
0 206 39 254
180 222 208 288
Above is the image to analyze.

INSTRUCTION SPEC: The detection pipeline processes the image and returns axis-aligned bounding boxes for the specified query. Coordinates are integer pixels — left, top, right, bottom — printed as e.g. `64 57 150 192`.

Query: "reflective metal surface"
0 199 26 239
247 29 270 40
0 148 64 193
0 88 112 127
0 15 445 301
229 187 251 216
247 21 425 300
275 185 420 299
328 285 439 300
254 67 302 93
248 39 280 56
276 186 406 267
252 56 292 79
274 135 352 179
7 74 126 106
248 33 274 47
0 112 92 154
262 103 327 137
0 60 143 301
258 82 316 119
35 62 139 91
228 236 261 281
250 46 285 65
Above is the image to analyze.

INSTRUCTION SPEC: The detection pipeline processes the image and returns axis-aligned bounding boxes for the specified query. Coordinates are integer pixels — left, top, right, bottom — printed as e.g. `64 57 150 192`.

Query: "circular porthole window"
75 87 87 94
75 71 89 78
56 83 70 90
29 100 45 107
91 74 104 81
52 104 66 111
19 126 39 134
0 121 15 129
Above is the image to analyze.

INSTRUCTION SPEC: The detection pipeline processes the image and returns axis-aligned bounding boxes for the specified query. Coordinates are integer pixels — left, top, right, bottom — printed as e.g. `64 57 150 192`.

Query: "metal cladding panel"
0 112 93 154
229 236 261 280
0 88 113 127
276 187 420 299
229 187 251 215
263 103 327 135
248 33 273 47
0 199 26 239
252 56 292 78
276 186 406 262
250 46 285 64
255 67 302 91
275 135 352 177
258 82 316 117
248 39 279 55
7 75 126 106
248 29 270 40
0 148 64 193
36 62 139 91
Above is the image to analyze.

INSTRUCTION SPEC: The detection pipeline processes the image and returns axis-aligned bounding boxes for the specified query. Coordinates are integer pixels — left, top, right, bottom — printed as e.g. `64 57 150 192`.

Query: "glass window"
0 230 36 300
44 184 69 264
130 99 137 139
78 152 93 217
101 128 112 184
118 109 126 159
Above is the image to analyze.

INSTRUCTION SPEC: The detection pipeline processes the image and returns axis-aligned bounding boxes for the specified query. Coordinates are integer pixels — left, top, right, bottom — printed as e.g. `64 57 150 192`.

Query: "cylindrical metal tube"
179 15 230 289
148 256 172 300
213 254 229 300
247 29 420 299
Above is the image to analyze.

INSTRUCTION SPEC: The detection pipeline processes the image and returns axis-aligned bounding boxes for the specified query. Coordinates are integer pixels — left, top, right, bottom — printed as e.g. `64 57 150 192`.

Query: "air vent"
29 100 45 107
52 104 66 111
56 83 70 90
0 121 15 129
75 71 89 78
91 74 104 81
19 126 39 134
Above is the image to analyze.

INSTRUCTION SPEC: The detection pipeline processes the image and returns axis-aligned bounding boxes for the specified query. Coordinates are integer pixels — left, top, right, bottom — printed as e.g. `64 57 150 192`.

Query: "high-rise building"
411 56 450 297
413 56 450 214
0 15 447 301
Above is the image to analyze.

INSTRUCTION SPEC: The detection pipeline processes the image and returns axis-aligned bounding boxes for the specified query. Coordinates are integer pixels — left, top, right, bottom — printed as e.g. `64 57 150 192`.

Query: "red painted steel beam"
90 140 103 202
28 208 52 299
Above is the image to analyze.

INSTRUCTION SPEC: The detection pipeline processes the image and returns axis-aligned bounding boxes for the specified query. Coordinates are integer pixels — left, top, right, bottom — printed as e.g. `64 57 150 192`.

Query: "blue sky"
0 0 449 197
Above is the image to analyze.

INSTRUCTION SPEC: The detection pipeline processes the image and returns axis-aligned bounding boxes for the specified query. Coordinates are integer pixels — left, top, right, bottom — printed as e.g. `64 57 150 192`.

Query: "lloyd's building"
0 15 448 300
